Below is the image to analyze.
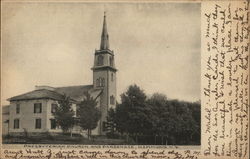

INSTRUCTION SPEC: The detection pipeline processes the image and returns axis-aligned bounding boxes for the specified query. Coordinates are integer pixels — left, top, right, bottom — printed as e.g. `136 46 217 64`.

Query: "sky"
1 2 201 105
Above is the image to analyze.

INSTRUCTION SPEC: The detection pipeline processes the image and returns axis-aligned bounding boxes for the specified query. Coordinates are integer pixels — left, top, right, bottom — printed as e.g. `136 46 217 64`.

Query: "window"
97 77 105 87
110 95 115 105
96 78 100 87
101 78 105 87
51 104 57 113
35 118 41 129
34 103 42 113
97 55 104 66
14 119 19 129
16 104 20 114
111 73 114 82
109 56 113 66
50 119 56 129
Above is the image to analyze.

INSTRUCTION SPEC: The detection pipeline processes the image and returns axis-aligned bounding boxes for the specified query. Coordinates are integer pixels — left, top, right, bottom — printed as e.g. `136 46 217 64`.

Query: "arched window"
101 78 105 87
111 73 114 82
96 79 100 87
97 55 104 66
97 77 105 87
109 56 113 66
110 95 115 105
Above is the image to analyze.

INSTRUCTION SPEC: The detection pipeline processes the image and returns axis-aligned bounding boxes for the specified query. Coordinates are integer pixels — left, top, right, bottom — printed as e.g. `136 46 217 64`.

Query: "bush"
23 128 29 138
44 131 54 140
106 132 121 139
3 134 12 139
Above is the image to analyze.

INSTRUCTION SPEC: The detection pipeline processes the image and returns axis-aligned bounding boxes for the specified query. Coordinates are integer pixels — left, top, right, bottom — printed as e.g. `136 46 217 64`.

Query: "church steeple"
100 12 110 50
92 13 117 135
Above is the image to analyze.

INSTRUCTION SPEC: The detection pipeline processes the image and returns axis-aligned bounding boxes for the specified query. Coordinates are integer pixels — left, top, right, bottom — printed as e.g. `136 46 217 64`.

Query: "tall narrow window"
35 118 41 129
109 56 113 66
16 104 20 114
111 73 114 82
96 79 100 87
101 78 105 87
51 104 57 113
50 119 56 129
97 77 105 87
14 119 19 129
34 103 42 113
97 55 104 66
110 95 115 105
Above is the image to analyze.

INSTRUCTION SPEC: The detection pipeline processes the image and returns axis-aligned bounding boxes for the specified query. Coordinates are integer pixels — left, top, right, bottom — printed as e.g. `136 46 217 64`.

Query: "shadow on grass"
2 133 130 145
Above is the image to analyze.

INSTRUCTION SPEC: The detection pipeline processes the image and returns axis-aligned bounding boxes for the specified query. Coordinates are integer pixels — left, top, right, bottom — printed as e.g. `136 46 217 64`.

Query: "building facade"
2 13 117 136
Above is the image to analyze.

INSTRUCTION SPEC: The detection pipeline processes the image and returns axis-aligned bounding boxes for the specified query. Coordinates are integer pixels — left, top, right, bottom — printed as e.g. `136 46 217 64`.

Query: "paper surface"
1 0 249 159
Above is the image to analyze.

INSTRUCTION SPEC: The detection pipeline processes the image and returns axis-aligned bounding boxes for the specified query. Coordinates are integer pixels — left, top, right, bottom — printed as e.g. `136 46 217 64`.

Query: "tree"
147 93 169 144
53 94 75 136
113 103 128 134
110 85 201 145
104 108 117 138
115 84 150 143
165 100 200 145
187 101 201 144
77 92 101 139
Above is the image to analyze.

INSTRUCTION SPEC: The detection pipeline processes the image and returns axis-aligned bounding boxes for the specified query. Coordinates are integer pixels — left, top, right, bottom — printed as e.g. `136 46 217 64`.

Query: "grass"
2 133 130 145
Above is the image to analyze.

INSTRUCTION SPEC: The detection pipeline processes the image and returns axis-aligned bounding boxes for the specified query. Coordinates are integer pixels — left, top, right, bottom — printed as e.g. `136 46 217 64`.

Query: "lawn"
2 134 129 145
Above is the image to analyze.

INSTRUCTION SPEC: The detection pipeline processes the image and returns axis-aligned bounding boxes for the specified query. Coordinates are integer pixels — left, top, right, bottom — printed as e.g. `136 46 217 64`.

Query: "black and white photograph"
2 2 201 145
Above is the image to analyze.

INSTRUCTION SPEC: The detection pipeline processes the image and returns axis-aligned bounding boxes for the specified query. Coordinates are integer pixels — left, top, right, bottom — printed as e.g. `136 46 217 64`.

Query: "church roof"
8 89 65 102
55 85 102 101
8 85 103 102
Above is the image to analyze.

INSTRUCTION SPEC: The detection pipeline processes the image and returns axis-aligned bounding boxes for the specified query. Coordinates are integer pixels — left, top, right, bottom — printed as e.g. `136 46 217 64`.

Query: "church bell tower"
92 12 117 134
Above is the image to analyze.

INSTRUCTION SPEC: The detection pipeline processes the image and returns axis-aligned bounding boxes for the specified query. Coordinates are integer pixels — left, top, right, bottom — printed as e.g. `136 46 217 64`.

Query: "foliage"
115 85 152 137
23 128 29 138
53 94 75 134
77 92 101 139
105 108 116 134
45 131 54 140
107 85 201 145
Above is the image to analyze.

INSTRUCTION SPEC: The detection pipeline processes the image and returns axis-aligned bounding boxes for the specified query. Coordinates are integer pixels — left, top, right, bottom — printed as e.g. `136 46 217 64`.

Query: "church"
2 13 117 136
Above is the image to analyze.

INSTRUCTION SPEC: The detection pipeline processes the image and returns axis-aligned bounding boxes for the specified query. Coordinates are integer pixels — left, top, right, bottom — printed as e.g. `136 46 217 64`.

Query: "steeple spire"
100 11 110 50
